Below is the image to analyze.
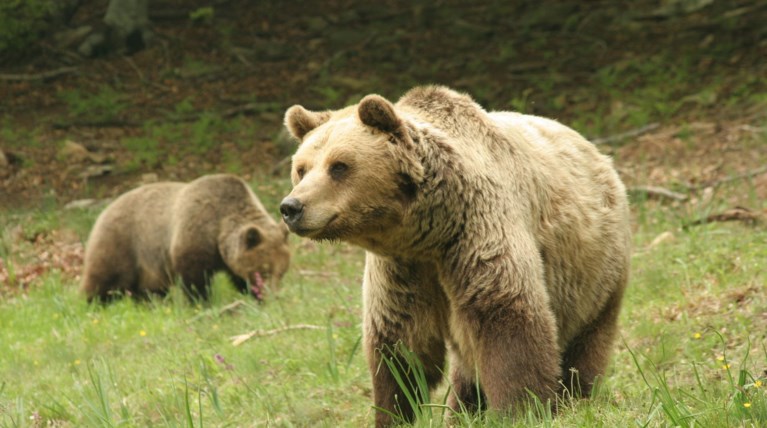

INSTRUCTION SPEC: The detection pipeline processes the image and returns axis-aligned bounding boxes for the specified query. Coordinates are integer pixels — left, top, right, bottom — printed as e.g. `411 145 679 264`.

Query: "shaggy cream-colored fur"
282 86 630 427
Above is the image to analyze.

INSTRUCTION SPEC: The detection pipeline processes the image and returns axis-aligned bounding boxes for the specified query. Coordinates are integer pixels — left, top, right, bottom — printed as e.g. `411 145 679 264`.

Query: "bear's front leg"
363 255 449 428
453 283 561 416
366 330 446 427
444 231 563 417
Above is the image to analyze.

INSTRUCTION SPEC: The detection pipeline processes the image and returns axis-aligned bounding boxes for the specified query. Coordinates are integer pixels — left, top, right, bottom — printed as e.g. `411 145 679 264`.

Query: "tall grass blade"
378 342 434 424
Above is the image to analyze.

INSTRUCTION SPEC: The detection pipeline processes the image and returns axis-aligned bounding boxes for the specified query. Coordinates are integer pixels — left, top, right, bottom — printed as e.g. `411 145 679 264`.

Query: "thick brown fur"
282 86 631 426
81 174 290 303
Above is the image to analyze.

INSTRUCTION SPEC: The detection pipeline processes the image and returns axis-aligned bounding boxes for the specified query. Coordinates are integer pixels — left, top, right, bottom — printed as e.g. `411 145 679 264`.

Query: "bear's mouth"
249 271 265 301
293 214 338 238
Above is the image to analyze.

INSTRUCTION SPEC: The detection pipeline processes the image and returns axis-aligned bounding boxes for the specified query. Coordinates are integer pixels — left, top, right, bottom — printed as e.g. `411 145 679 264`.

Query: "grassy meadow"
1 167 766 427
1 1 766 426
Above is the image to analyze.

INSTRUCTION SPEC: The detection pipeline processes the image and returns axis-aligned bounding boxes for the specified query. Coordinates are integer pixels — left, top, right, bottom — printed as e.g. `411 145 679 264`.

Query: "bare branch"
686 206 765 228
0 66 78 81
270 155 292 176
52 120 141 129
592 123 660 145
628 185 688 202
690 165 767 190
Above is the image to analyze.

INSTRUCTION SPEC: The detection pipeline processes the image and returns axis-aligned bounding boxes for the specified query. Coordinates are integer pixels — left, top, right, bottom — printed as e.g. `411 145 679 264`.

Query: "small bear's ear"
357 94 402 135
244 227 262 249
284 105 331 140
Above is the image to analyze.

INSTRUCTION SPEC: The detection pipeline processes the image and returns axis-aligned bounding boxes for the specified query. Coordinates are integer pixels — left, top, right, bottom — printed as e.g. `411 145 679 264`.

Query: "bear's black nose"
280 197 304 226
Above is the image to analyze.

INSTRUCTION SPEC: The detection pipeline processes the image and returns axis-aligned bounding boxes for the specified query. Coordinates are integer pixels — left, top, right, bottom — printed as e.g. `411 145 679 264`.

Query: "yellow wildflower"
139 330 147 337
743 402 751 408
692 332 701 339
754 380 763 388
74 359 81 365
722 364 731 370
716 355 725 362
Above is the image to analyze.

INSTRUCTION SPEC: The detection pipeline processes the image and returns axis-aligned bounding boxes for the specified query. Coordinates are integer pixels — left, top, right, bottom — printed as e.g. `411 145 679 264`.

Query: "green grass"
58 87 129 122
3 2 765 424
0 212 370 427
1 177 765 427
119 115 247 172
0 271 368 426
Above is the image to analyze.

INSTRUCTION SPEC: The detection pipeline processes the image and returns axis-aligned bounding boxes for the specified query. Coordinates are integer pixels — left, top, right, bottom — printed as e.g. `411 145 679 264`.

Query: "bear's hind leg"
83 270 138 303
560 288 624 397
82 244 138 303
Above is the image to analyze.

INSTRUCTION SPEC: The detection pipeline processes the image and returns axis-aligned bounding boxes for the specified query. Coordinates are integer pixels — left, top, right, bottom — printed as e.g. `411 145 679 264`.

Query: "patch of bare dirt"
0 227 84 295
615 119 767 208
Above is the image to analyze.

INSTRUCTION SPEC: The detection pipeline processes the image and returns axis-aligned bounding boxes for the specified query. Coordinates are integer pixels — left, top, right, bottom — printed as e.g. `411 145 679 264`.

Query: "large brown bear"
280 86 631 426
82 174 291 303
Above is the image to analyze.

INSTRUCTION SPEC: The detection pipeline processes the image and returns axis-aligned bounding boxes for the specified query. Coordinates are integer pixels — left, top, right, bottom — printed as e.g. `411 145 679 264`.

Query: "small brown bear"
82 174 290 303
280 86 631 426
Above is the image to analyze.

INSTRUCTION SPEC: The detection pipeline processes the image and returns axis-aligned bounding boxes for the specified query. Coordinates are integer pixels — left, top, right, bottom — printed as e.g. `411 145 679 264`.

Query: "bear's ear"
284 105 331 140
357 94 402 135
244 227 262 249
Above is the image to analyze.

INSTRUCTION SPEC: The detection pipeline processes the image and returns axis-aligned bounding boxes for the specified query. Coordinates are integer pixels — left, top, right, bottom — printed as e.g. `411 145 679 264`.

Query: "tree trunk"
78 0 151 57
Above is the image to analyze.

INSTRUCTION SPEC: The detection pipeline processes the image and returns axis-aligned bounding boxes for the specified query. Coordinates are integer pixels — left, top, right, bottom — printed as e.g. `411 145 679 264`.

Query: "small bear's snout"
280 197 305 227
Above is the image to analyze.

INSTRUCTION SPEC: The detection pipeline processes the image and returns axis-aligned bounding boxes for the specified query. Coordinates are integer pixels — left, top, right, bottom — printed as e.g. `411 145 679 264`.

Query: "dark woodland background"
1 0 766 209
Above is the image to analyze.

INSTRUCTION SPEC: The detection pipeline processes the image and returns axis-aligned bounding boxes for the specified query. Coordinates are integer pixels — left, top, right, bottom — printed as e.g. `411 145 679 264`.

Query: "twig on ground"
229 47 253 66
628 185 688 202
187 300 249 324
592 123 660 145
737 124 766 133
0 66 79 81
688 165 767 190
297 269 338 278
221 102 281 118
218 299 246 315
52 120 142 129
231 324 325 346
123 56 144 81
685 206 764 228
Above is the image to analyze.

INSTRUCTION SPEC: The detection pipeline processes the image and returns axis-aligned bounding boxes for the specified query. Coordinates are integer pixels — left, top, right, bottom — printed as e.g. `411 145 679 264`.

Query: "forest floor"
1 0 766 308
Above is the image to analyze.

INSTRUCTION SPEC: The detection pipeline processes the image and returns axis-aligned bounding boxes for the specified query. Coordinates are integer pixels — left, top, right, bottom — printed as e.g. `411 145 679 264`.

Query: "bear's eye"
329 162 349 180
296 166 306 180
245 228 261 249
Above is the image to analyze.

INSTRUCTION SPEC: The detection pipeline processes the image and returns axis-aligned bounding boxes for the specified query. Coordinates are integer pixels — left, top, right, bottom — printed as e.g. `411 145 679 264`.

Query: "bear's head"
279 94 425 251
220 221 291 300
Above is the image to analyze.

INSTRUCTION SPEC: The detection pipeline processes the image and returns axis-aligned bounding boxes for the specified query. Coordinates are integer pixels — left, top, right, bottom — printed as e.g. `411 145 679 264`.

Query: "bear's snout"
280 197 304 228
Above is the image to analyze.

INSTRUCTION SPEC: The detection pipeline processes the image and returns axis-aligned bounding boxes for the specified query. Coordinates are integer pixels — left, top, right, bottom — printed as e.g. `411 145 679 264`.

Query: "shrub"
0 0 58 60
